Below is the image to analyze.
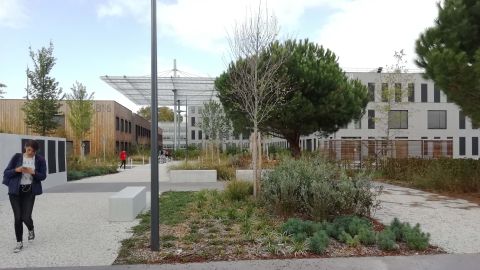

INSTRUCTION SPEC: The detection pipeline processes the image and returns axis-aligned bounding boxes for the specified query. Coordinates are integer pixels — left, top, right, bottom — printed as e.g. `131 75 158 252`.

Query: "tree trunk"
252 127 258 197
286 134 301 158
256 131 262 195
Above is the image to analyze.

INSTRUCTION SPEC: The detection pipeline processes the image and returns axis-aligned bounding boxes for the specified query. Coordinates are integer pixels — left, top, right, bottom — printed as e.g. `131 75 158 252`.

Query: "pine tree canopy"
416 0 480 123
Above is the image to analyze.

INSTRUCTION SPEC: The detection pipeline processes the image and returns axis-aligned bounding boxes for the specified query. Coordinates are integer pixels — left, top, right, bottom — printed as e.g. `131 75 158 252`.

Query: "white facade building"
276 72 479 159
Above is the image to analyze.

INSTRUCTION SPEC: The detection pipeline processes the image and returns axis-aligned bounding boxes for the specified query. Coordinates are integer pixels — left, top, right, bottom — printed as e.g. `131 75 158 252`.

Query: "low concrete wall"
235 169 273 182
0 133 67 201
169 170 217 183
109 186 146 222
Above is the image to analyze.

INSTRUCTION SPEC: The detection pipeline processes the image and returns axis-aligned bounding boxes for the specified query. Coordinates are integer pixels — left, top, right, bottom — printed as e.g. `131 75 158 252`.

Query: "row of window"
367 82 446 103
189 106 203 115
115 141 131 152
459 137 479 156
135 125 151 138
115 117 132 133
361 110 479 130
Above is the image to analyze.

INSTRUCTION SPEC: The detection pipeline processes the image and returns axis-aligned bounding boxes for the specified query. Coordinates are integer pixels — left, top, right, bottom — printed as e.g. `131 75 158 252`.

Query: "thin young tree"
218 5 289 196
22 42 63 135
66 82 94 158
200 100 231 162
0 83 6 98
373 50 415 160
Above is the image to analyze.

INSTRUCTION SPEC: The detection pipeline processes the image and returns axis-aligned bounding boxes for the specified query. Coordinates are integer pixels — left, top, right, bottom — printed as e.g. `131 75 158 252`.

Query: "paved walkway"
5 254 480 270
0 162 224 269
1 163 480 269
374 183 480 253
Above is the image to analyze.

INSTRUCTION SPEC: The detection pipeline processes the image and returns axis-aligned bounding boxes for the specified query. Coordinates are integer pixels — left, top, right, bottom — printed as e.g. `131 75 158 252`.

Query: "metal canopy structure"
100 75 218 106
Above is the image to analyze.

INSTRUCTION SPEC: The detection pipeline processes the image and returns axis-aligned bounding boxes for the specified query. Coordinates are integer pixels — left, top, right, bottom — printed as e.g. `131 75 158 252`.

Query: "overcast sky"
0 0 440 112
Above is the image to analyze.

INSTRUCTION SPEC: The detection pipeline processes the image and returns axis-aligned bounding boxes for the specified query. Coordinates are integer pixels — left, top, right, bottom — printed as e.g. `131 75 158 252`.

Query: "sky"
0 0 441 113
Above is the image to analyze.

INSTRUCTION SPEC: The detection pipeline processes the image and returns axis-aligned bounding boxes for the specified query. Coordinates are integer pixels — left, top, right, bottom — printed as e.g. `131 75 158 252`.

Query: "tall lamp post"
150 0 160 251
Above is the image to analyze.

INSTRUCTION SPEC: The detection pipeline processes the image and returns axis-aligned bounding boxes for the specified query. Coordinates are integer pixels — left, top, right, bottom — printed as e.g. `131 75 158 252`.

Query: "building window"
129 122 132 133
388 110 408 129
434 85 441 103
191 117 196 127
121 119 124 132
198 130 202 140
198 107 203 115
394 83 402 102
421 84 428 102
367 83 375 102
354 119 361 129
368 110 375 129
428 110 447 129
191 130 195 140
459 137 466 156
189 106 196 114
459 111 466 129
473 137 479 156
381 83 388 102
116 117 119 131
408 83 415 102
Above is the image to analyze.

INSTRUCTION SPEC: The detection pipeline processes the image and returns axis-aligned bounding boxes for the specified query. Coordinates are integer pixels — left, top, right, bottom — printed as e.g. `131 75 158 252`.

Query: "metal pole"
173 89 177 151
150 0 160 251
185 98 188 161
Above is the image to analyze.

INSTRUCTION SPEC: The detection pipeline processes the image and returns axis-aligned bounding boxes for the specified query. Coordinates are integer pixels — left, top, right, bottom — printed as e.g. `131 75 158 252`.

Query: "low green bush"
382 158 480 193
358 227 376 246
67 165 117 181
309 230 329 254
377 229 397 251
403 224 430 251
224 180 253 201
261 157 381 220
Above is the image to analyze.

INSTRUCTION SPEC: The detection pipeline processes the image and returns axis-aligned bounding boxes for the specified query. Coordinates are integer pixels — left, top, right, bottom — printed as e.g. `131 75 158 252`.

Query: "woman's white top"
20 155 35 185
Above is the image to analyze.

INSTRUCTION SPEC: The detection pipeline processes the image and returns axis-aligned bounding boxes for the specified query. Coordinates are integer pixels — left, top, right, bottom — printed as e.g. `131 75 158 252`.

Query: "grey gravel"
374 183 480 253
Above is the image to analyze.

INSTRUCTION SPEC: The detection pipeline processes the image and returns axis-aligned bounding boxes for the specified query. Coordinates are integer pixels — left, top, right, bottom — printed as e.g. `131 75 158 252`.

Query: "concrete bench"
169 170 217 182
109 186 146 221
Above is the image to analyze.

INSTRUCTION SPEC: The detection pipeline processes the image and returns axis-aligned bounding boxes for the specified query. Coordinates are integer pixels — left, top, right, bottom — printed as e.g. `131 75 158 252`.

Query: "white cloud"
0 0 28 28
315 0 439 70
96 0 342 53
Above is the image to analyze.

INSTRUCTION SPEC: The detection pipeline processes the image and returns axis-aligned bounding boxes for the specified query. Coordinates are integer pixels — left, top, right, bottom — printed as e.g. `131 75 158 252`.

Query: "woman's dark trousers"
9 188 35 242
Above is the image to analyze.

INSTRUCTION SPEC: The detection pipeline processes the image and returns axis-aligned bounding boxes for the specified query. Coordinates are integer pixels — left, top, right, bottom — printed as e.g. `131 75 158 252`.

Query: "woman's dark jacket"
2 153 47 195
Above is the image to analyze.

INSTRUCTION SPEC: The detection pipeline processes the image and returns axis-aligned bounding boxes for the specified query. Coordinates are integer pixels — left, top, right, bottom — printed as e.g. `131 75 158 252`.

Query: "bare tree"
222 4 289 196
373 50 415 160
0 83 6 98
200 100 231 162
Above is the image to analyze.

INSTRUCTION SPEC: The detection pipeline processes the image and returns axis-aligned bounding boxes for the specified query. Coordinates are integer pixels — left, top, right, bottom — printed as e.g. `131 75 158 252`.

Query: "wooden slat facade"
0 99 162 157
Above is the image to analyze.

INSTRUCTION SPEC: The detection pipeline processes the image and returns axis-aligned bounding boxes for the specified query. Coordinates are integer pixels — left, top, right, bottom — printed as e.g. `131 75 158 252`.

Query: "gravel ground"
374 183 480 253
0 193 138 268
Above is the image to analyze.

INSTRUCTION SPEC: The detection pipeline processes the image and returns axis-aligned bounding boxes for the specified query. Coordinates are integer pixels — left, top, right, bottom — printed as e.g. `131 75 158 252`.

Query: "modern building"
0 99 162 157
294 72 480 159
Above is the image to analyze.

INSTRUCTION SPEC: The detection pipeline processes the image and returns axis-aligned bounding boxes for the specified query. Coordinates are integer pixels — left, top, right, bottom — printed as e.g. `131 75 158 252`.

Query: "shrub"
403 224 430 251
224 180 253 201
377 229 397 251
261 157 381 220
389 217 404 241
382 158 480 193
358 227 376 246
309 230 329 254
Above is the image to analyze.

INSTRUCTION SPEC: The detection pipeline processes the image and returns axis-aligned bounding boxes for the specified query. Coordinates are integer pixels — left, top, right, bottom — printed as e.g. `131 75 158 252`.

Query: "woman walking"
2 140 47 253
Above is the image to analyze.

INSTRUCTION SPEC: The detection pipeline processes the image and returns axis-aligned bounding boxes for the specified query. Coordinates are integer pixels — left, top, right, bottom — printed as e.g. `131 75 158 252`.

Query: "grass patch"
115 189 441 265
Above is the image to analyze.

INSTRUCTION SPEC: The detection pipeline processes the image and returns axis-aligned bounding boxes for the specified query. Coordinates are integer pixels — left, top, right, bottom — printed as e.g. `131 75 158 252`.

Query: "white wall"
0 133 67 201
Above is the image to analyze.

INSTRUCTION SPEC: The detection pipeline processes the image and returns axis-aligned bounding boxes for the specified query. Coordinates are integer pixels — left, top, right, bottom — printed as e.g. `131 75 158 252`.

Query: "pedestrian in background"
2 139 47 253
119 149 127 169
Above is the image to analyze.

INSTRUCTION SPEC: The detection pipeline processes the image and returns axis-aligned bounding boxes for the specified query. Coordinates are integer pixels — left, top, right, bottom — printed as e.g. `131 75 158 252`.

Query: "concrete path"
4 254 480 270
0 162 224 269
374 183 480 253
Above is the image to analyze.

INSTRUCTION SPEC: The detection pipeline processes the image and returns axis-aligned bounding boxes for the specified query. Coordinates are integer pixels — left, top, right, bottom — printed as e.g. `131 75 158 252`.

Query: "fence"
318 139 453 169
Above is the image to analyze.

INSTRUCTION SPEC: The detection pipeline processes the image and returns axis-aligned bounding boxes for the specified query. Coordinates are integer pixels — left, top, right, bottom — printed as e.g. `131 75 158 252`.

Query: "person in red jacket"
119 150 127 170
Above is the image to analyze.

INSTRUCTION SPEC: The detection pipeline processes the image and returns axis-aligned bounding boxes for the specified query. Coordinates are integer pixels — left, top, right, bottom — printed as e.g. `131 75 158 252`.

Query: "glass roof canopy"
100 75 218 106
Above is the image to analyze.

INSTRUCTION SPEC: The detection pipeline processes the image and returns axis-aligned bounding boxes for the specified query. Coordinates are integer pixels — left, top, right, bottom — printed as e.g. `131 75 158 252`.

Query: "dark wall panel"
58 141 66 172
48 140 56 174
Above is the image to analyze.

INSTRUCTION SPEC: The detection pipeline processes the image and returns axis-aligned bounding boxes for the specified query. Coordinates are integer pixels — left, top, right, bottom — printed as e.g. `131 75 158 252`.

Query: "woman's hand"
15 167 23 173
22 167 35 175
